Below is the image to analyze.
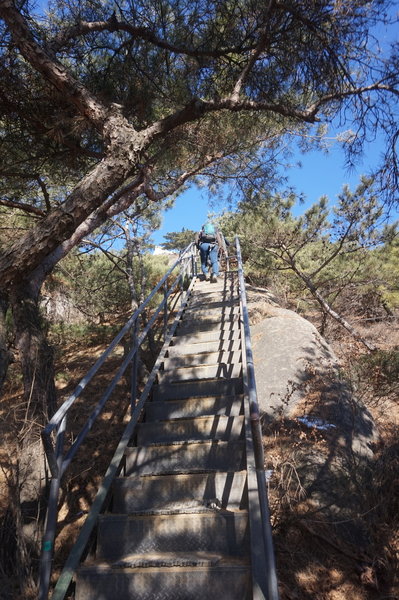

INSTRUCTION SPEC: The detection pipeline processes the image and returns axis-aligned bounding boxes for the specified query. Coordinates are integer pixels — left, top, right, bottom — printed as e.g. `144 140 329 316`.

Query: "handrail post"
163 283 168 339
220 235 229 273
130 317 139 415
191 246 196 278
179 264 184 303
38 416 66 600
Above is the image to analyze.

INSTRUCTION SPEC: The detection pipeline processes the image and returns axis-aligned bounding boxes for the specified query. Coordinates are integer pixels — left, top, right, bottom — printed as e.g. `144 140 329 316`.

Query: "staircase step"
167 338 241 356
193 280 237 290
194 276 237 285
112 471 248 513
124 440 246 476
96 511 249 560
184 299 240 313
188 294 240 308
176 315 240 335
163 350 241 369
183 306 240 322
136 415 245 445
71 267 263 600
158 361 242 383
192 276 237 287
92 551 246 568
178 314 240 331
187 290 239 302
152 377 243 401
145 395 244 420
171 326 241 345
76 562 251 600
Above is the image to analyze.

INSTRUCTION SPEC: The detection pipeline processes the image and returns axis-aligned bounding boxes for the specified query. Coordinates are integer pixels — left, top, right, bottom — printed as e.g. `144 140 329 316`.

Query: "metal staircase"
40 240 279 600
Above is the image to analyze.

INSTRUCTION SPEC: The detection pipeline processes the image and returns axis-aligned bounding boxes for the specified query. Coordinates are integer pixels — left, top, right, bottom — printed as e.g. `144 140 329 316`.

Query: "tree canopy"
161 228 196 251
220 178 398 348
1 3 398 593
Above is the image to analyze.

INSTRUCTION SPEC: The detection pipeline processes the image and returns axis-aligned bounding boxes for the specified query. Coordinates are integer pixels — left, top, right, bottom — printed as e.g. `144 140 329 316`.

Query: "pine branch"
0 198 45 217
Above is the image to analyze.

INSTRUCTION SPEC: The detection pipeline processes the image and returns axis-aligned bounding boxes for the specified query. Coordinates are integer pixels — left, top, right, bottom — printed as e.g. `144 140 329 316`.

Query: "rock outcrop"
247 288 378 458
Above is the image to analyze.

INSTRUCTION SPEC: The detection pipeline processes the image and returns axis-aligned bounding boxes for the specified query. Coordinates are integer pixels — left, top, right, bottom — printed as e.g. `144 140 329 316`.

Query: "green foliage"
222 178 398 321
1 0 398 229
45 246 174 327
376 238 399 311
49 322 120 346
162 228 196 251
219 192 295 285
49 250 131 322
1 0 398 357
141 254 176 298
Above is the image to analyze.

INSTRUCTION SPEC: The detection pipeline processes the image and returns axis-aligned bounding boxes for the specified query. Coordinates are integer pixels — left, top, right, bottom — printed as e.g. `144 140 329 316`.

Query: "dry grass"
0 337 131 599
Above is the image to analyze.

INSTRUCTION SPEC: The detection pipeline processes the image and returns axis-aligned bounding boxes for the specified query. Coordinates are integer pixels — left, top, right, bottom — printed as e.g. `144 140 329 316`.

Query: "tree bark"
10 280 57 418
0 291 10 392
4 280 56 596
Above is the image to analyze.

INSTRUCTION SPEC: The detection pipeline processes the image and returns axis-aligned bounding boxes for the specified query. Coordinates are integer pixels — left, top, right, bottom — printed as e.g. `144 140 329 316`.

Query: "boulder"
248 297 378 458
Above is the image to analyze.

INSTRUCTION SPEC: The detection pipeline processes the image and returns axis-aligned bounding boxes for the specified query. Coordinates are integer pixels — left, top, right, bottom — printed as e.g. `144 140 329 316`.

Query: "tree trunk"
0 144 141 288
4 280 57 595
0 291 10 392
10 280 57 418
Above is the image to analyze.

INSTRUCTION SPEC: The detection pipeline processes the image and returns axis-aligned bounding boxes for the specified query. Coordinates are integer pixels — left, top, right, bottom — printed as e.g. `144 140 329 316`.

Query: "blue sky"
151 140 377 246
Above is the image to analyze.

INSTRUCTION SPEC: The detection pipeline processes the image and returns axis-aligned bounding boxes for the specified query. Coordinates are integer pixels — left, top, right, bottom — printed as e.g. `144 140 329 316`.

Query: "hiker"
195 221 226 283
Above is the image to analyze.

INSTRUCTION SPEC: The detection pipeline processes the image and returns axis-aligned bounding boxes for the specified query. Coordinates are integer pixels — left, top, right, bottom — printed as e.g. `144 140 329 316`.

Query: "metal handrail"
40 237 278 599
50 275 199 600
235 235 280 600
42 242 196 472
38 242 197 600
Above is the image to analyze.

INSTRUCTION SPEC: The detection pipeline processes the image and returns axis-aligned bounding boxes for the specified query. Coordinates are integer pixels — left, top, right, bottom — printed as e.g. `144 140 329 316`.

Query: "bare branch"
141 153 223 203
146 97 319 142
49 16 257 59
307 80 399 119
263 241 376 351
0 1 109 128
0 198 45 217
36 177 51 212
80 238 127 276
309 222 355 278
231 0 275 101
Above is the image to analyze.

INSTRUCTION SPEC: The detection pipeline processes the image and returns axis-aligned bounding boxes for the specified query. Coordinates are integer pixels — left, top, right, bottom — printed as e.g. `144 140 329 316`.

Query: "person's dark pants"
199 243 219 276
